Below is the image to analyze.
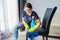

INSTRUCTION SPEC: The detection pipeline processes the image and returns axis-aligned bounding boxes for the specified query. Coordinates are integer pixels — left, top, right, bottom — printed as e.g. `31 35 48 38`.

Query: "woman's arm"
22 17 29 29
36 19 41 27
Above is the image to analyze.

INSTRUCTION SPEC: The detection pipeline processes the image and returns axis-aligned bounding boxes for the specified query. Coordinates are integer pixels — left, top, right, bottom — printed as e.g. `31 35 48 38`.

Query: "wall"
27 0 60 27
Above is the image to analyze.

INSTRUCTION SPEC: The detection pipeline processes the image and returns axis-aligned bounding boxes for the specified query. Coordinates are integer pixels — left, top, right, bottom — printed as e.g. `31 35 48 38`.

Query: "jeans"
13 22 25 40
13 22 38 40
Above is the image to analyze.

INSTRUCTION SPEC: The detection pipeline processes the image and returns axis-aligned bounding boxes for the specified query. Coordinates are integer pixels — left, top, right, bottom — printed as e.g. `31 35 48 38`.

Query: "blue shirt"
22 11 39 27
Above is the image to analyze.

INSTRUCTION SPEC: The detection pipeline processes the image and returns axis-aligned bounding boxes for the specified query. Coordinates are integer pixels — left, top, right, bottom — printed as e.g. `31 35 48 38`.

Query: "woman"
13 3 41 40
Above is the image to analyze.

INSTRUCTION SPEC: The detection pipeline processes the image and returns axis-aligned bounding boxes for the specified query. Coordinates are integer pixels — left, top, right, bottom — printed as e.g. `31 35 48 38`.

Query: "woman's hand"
28 25 39 32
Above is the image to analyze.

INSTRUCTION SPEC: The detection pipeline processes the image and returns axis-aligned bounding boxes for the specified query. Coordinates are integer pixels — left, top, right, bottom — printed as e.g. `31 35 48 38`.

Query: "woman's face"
24 7 32 14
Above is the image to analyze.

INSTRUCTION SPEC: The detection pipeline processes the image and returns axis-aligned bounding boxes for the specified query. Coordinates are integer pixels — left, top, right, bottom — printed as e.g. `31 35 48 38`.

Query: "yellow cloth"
23 22 29 29
28 25 39 32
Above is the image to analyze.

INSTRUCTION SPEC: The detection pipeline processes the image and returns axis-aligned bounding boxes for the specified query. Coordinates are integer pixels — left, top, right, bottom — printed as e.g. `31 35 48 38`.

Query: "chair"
26 6 57 40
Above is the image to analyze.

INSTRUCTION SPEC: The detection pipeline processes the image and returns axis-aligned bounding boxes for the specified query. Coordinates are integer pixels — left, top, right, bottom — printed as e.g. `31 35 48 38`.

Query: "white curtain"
0 0 19 34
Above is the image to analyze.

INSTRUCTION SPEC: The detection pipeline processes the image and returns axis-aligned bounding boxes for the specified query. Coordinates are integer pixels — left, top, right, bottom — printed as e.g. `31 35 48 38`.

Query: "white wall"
27 0 60 26
27 0 60 18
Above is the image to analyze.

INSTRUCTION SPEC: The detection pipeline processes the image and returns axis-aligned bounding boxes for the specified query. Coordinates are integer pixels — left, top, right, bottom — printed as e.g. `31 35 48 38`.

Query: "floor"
1 27 60 40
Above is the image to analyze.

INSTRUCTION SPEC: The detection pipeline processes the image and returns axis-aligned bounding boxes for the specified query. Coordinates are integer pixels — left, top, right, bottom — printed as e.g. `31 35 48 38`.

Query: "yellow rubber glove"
23 22 29 29
28 25 39 32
